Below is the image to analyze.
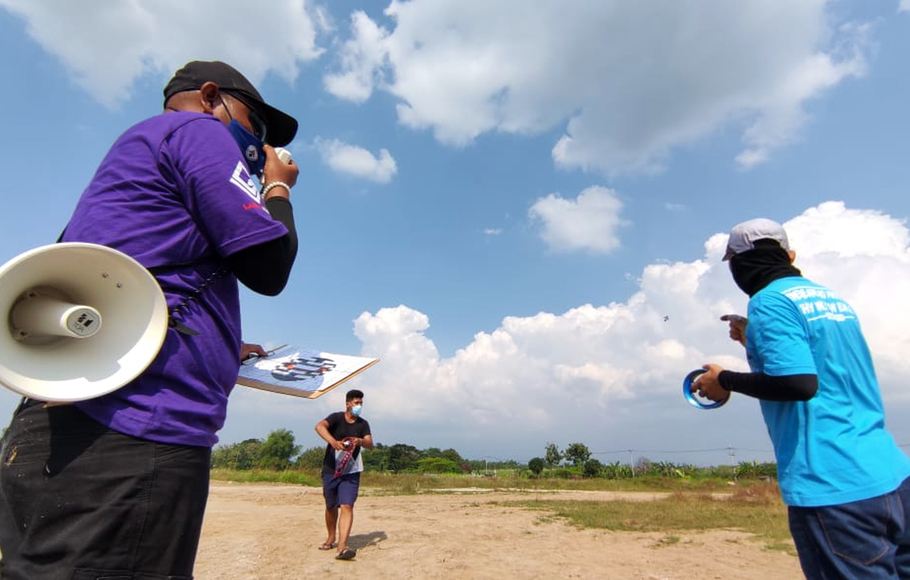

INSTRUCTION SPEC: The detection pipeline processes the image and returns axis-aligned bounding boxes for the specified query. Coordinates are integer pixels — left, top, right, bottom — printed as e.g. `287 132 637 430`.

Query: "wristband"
261 181 291 199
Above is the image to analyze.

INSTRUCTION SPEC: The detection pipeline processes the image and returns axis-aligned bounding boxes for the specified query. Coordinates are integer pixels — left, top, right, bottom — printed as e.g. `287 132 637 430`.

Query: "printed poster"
236 344 379 399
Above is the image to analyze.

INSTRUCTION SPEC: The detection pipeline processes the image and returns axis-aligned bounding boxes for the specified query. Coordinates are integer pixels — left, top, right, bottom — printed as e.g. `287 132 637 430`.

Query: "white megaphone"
0 243 168 402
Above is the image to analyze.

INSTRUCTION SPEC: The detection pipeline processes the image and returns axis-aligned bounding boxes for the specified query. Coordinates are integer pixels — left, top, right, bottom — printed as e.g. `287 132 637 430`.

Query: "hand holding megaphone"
275 148 292 164
262 147 297 197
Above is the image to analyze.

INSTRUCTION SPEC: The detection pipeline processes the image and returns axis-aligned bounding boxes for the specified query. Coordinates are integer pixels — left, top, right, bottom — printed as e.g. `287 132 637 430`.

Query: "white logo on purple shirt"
229 161 261 203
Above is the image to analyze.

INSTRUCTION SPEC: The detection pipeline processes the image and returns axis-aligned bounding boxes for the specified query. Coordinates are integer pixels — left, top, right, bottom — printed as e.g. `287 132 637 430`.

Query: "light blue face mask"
351 404 363 417
226 120 266 176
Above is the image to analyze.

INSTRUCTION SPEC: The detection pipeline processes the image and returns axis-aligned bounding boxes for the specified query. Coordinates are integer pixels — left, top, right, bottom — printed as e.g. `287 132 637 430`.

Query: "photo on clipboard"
236 344 379 399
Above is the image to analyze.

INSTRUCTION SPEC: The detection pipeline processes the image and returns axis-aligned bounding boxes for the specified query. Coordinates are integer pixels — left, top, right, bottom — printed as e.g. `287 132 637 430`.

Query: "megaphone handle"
155 264 228 336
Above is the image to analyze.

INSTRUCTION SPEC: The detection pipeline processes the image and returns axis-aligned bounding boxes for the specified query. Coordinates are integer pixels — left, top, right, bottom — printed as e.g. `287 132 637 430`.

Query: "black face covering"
729 245 801 296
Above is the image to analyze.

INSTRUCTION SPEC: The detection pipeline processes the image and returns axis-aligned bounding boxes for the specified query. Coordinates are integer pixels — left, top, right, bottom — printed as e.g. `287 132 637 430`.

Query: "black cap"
163 60 298 147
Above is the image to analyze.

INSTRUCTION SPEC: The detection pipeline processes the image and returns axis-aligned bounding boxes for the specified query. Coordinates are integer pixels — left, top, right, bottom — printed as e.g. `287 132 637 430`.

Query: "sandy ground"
194 482 803 580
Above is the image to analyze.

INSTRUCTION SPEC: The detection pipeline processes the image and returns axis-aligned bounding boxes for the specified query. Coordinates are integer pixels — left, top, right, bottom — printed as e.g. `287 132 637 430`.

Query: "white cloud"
733 24 870 169
529 186 626 254
326 1 871 173
900 0 910 13
316 138 398 183
0 0 325 107
323 11 389 103
342 202 910 460
4 1 877 174
483 228 502 236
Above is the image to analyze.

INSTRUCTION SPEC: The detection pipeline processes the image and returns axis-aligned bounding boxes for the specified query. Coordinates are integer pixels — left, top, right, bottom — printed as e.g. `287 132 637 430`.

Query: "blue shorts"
322 472 361 509
788 475 910 579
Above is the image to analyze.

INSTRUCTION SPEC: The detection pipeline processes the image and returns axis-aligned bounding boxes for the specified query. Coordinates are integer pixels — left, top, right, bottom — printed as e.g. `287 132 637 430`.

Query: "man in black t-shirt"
314 389 373 561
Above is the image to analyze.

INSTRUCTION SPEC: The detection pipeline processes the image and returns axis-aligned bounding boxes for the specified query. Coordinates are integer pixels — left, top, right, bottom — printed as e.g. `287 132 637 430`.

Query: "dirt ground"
194 481 803 580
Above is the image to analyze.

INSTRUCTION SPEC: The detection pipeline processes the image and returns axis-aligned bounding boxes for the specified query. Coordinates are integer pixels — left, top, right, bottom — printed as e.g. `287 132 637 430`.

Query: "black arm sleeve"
224 197 298 296
717 371 818 401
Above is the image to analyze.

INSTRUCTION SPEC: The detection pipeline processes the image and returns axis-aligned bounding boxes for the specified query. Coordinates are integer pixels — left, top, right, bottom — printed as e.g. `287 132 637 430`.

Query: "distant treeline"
210 430 778 480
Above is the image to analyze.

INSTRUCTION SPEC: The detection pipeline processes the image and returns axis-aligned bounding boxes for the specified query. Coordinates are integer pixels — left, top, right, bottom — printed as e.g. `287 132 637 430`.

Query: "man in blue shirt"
696 218 910 579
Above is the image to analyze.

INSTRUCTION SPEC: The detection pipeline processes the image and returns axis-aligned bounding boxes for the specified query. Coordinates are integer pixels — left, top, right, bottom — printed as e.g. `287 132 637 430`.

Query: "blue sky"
1 1 909 467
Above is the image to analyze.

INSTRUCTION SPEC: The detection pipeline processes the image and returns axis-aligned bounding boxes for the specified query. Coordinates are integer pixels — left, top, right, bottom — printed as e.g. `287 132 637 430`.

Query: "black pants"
0 400 211 580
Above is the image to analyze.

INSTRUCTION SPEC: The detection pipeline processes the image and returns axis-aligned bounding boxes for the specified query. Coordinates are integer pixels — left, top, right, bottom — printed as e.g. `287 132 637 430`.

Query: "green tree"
544 442 562 467
211 438 262 470
257 428 301 471
388 443 421 472
528 457 545 476
564 442 591 466
440 448 464 464
363 442 390 471
296 446 326 470
421 448 463 464
583 458 604 478
601 461 633 479
416 457 460 473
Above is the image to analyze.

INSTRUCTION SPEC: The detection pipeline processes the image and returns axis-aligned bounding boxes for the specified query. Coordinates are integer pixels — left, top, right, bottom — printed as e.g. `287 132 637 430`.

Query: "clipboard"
236 344 379 399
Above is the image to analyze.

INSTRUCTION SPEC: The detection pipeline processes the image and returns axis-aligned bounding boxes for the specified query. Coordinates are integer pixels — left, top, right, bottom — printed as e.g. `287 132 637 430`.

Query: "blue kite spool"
683 368 728 410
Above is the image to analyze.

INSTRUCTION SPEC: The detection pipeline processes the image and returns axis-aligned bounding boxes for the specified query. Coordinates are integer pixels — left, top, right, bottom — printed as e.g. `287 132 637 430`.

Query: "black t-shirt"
321 411 371 475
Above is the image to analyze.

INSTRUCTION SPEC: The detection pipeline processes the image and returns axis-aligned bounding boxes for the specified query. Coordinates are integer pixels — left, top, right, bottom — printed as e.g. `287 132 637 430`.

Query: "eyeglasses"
223 90 268 143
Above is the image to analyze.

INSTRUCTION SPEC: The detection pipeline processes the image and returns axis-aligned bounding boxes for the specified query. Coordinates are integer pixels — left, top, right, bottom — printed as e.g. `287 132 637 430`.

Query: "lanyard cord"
147 262 227 336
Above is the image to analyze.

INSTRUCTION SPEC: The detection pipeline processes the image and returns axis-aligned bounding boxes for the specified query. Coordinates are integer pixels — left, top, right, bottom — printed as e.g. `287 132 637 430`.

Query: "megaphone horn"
11 287 102 342
0 243 169 402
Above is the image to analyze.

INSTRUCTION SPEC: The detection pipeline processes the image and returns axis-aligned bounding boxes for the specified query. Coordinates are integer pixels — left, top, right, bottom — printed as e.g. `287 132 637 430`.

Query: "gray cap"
723 218 790 261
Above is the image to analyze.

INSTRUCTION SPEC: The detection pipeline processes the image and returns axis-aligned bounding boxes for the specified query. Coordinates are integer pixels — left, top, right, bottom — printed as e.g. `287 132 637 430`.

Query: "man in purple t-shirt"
0 61 299 579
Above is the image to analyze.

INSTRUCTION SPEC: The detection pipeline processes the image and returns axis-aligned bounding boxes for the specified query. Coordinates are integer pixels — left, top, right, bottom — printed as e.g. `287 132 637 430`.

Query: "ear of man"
198 82 222 113
163 82 222 114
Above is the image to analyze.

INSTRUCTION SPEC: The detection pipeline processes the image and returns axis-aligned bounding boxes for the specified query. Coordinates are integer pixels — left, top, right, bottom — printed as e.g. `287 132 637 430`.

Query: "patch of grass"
354 472 744 494
211 468 756 495
210 468 320 487
504 482 793 554
654 534 681 547
358 472 426 494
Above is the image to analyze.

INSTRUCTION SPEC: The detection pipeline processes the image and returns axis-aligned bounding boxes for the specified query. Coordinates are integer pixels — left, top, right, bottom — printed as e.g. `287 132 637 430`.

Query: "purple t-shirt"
62 112 288 447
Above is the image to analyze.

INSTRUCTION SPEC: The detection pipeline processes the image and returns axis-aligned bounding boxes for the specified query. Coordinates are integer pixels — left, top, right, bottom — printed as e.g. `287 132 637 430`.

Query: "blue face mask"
226 120 266 176
351 405 363 417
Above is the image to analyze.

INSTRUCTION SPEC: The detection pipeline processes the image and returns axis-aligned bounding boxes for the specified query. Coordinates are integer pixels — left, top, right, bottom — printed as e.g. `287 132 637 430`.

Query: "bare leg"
323 507 338 547
336 504 354 553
